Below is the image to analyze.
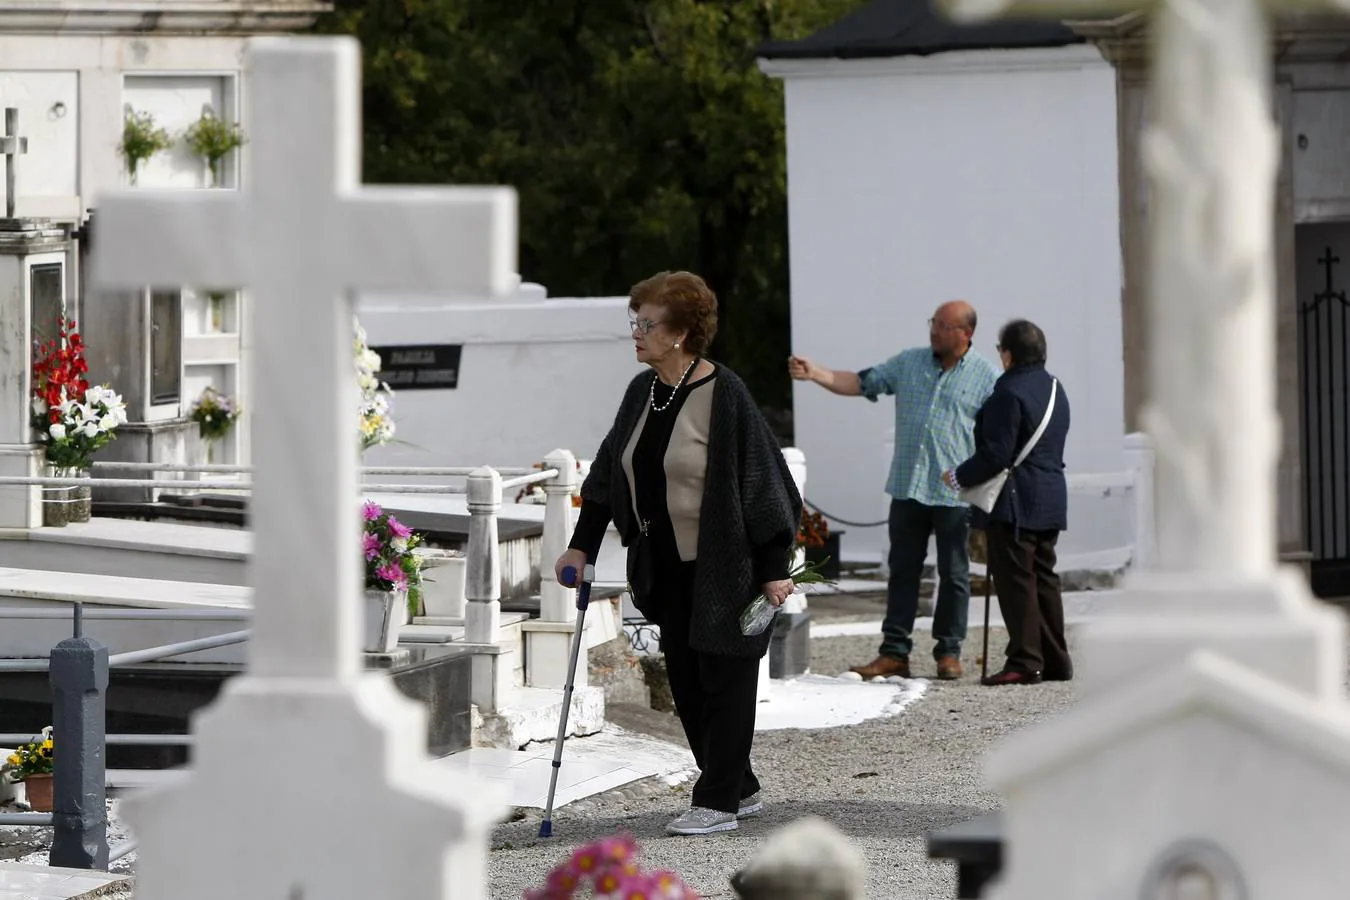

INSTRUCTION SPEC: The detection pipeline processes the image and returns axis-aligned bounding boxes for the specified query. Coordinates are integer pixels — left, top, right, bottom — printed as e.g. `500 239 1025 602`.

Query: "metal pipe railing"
108 839 136 863
0 812 53 825
91 461 533 476
500 468 559 491
0 608 249 621
0 733 192 746
106 630 250 667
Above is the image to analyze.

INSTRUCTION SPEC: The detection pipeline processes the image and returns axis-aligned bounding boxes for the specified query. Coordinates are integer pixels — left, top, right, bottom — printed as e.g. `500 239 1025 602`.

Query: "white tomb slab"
88 37 516 900
939 0 1350 896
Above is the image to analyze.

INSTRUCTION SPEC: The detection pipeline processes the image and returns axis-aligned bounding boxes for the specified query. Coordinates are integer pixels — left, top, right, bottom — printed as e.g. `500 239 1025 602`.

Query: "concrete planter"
419 553 467 619
362 589 405 653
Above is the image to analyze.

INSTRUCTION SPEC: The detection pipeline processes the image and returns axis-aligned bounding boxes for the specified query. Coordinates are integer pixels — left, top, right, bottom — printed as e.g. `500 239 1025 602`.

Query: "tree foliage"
315 0 863 415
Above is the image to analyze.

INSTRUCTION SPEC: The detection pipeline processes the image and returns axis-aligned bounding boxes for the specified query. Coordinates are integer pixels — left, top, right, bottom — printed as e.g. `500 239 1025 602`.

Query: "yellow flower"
5 754 18 766
41 739 52 751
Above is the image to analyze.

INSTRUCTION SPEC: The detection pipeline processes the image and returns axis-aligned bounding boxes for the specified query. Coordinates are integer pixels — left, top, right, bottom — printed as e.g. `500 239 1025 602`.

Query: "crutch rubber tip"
539 821 553 838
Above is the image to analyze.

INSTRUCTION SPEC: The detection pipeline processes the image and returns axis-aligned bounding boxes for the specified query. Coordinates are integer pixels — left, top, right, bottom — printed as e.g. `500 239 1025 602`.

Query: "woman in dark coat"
555 270 802 835
943 319 1072 686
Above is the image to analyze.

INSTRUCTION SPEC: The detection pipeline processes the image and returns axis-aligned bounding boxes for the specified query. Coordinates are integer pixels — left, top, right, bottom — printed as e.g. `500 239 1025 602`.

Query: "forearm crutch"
538 562 593 838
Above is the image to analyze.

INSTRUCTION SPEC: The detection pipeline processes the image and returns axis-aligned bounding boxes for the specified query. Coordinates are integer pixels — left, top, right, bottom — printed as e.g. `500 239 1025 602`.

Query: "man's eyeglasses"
928 318 963 333
629 317 661 335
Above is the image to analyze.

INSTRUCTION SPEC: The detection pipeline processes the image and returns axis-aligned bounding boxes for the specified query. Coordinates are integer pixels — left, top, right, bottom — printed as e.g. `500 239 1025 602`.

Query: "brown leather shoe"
936 656 963 680
981 668 1042 686
850 655 910 679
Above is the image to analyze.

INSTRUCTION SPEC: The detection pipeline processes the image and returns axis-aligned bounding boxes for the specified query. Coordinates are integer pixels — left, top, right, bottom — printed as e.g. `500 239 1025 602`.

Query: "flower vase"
362 589 405 653
69 468 91 523
22 773 53 812
419 553 467 619
208 293 224 332
41 465 72 528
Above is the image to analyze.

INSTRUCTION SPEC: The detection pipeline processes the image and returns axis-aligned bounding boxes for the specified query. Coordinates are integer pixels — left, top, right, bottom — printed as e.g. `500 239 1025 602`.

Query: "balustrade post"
48 633 109 870
539 449 577 623
466 466 510 712
465 466 502 645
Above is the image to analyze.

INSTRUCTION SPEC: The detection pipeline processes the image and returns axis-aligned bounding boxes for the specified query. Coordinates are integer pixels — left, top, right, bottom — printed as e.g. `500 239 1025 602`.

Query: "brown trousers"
986 522 1072 677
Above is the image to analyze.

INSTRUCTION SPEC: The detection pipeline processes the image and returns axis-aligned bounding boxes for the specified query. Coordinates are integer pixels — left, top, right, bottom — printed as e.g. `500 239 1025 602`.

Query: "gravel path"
488 619 1081 899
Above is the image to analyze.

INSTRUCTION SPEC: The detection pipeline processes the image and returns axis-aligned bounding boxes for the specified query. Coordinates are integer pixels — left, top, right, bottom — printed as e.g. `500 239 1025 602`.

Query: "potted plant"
798 509 841 580
31 318 128 525
362 500 424 652
527 834 698 900
354 318 396 454
190 386 241 464
3 727 54 812
119 106 173 186
183 108 246 188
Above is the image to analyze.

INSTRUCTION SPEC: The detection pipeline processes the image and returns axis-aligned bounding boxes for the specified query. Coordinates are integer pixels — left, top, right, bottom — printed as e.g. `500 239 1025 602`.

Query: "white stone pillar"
538 448 577 623
466 465 513 711
523 448 586 688
465 466 502 645
782 447 809 613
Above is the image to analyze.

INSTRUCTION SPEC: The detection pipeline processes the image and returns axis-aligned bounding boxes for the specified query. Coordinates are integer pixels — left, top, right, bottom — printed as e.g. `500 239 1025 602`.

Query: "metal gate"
1301 246 1350 597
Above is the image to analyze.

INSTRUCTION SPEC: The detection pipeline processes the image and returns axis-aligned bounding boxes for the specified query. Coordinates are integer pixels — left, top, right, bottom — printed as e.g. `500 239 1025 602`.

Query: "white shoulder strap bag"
959 379 1058 514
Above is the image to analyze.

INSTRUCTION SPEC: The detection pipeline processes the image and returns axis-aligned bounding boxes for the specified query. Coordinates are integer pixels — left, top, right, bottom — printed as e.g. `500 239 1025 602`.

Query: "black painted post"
48 628 109 870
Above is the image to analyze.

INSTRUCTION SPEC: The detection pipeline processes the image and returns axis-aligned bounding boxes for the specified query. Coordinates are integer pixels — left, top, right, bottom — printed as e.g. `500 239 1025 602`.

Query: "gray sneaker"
666 806 738 836
738 792 763 818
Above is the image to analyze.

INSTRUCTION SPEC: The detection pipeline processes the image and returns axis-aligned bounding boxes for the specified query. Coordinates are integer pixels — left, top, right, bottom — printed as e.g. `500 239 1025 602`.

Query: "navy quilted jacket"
954 364 1070 531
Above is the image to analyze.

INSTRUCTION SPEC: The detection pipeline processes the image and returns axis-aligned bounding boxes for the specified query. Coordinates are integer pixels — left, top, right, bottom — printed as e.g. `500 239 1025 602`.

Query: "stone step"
0 862 131 899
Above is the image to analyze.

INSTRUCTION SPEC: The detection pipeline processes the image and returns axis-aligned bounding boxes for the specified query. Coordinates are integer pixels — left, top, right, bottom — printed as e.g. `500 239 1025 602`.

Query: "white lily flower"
49 423 66 440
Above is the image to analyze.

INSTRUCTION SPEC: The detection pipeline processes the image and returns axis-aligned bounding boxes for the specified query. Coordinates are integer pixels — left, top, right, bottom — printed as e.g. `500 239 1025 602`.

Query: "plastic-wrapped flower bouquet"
354 318 395 452
31 318 128 472
362 501 424 619
190 386 241 442
525 835 697 900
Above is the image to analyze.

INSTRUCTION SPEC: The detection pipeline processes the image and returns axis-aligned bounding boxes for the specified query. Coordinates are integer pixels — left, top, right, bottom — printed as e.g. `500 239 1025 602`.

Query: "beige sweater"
619 377 715 561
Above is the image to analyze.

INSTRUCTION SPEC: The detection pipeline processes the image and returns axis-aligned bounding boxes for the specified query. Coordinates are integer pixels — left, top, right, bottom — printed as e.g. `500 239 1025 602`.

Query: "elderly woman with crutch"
555 270 802 835
943 319 1072 686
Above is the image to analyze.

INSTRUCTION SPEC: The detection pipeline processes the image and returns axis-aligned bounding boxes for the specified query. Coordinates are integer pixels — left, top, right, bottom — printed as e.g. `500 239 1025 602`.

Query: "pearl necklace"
649 357 699 412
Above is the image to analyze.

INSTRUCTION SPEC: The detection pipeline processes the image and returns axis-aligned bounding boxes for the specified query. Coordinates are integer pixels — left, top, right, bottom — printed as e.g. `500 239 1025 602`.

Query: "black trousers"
985 522 1072 677
657 560 761 814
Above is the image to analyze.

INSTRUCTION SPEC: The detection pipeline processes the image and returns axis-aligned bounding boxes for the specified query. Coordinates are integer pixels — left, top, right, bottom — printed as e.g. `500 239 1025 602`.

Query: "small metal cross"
1317 247 1346 302
0 107 28 219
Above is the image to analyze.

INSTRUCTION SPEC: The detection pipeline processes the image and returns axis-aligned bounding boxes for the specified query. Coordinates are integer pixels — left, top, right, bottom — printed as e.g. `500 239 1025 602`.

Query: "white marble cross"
1 108 28 219
90 37 516 681
87 38 511 900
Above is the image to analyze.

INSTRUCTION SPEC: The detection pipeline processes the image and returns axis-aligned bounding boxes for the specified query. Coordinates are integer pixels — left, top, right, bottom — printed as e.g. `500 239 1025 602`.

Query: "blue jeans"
881 499 971 661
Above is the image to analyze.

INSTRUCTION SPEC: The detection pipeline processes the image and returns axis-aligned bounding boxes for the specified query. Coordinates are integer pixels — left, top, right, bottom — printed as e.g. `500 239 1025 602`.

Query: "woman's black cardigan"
570 365 802 659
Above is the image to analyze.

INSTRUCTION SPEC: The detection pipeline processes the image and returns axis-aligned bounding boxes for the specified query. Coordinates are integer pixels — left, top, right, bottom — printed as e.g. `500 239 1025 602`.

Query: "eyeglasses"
928 318 963 333
629 317 662 335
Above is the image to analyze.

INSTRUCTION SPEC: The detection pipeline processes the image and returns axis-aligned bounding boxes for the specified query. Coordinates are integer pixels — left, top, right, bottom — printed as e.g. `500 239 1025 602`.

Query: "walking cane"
981 568 992 682
539 562 594 838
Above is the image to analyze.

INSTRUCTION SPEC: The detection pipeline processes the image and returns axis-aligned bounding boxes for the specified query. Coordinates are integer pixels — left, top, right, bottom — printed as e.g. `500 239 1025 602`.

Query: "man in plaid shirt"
789 301 998 680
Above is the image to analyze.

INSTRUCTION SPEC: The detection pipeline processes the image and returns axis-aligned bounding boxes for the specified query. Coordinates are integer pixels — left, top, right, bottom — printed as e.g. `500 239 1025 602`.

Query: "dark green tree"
316 0 862 420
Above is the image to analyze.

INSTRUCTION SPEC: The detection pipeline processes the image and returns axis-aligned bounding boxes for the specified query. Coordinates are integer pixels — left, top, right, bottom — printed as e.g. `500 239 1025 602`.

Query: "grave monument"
939 0 1350 895
88 36 515 898
0 106 71 528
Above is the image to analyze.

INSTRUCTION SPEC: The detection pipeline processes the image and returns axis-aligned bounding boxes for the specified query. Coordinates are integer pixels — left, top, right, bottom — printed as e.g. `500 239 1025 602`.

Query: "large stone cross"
90 38 516 682
87 37 512 899
943 0 1348 580
1 108 27 219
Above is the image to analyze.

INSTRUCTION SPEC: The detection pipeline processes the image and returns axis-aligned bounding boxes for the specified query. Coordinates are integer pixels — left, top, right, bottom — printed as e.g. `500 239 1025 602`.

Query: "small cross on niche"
0 108 28 219
1317 247 1347 303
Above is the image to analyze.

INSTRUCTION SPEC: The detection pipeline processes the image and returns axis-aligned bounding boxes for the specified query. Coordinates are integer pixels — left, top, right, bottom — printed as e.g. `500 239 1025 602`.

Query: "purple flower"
387 516 412 539
362 531 381 561
376 562 407 592
362 500 382 522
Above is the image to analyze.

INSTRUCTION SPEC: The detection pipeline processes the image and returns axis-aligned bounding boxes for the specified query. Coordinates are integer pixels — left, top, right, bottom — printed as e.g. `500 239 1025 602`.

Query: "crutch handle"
561 564 595 611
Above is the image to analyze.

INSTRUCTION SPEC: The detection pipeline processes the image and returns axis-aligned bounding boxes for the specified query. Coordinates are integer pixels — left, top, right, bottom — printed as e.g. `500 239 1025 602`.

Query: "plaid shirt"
859 347 1000 507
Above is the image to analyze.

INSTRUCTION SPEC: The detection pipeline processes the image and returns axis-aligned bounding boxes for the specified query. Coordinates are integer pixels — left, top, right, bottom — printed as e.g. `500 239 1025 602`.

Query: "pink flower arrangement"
525 835 697 900
362 500 424 619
